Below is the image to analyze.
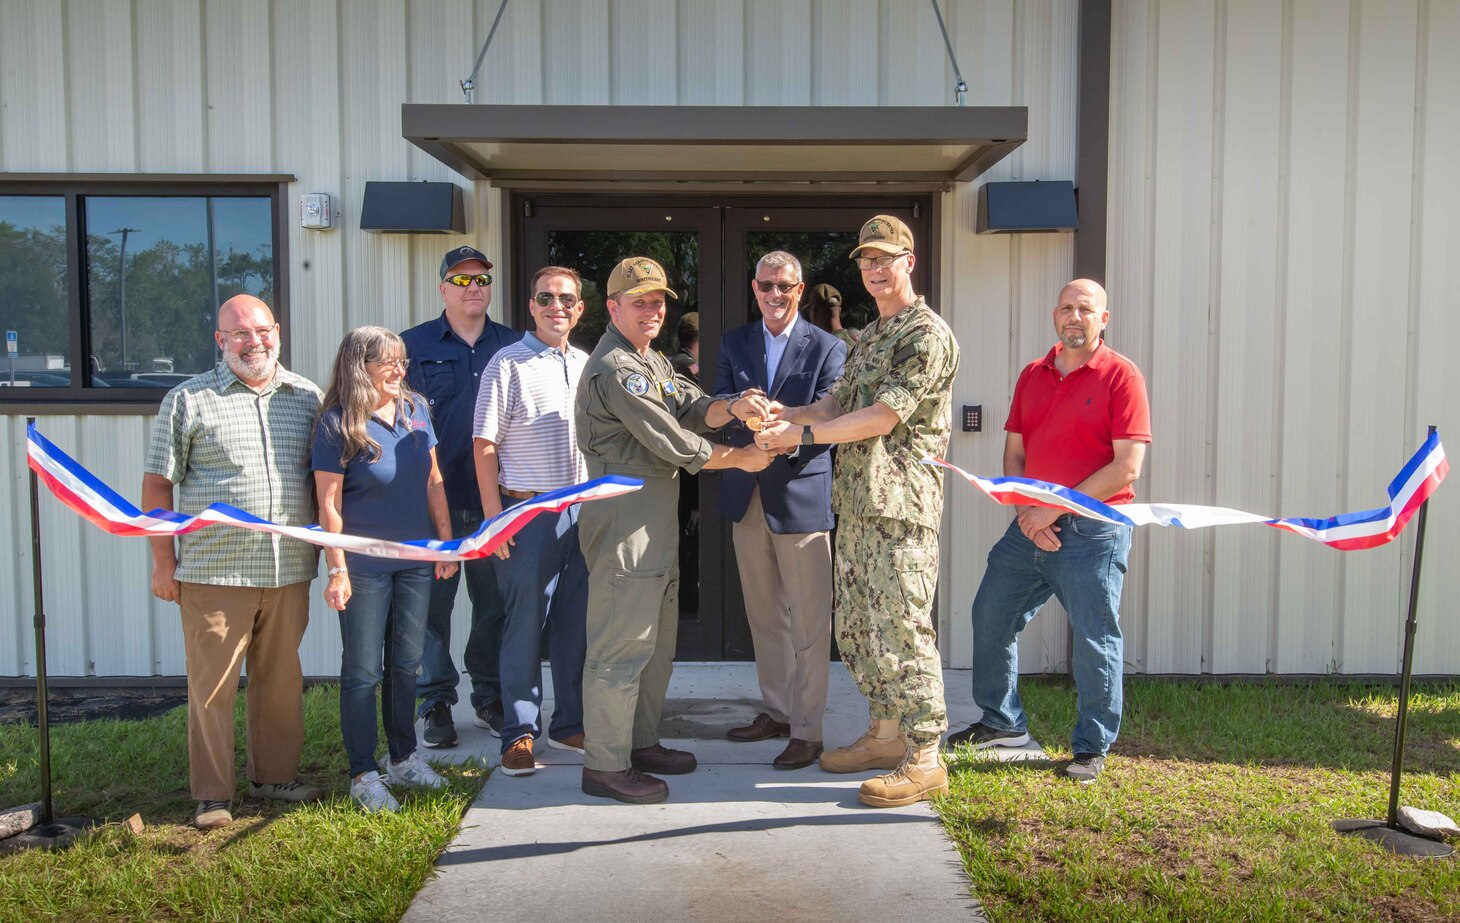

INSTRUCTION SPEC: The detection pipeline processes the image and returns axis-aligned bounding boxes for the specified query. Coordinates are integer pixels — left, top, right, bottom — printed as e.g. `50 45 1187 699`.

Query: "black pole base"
0 817 96 854
1334 818 1454 858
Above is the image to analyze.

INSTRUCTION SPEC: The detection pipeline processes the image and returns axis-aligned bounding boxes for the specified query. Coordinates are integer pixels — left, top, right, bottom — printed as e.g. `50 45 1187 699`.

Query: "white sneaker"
382 752 447 790
350 771 399 813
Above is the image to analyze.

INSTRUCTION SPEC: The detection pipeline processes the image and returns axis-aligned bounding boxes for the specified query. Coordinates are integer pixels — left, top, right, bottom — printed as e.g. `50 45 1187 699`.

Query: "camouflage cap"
607 257 679 300
849 215 915 258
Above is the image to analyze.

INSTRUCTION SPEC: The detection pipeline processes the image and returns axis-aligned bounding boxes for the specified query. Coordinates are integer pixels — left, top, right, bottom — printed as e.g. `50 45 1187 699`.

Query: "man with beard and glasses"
143 294 324 830
946 278 1150 785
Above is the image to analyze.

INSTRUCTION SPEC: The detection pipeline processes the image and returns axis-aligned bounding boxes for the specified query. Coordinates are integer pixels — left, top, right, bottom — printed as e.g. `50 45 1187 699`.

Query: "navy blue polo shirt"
400 312 522 511
311 400 438 575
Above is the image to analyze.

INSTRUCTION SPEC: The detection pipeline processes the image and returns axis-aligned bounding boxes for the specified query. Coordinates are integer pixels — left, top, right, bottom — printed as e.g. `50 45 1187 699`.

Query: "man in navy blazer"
715 250 847 769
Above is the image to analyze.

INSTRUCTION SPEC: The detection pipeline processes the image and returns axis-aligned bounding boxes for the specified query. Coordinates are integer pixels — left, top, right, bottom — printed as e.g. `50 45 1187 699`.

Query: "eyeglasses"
533 292 580 308
220 324 278 342
854 253 909 271
369 358 410 371
444 273 492 288
753 280 801 295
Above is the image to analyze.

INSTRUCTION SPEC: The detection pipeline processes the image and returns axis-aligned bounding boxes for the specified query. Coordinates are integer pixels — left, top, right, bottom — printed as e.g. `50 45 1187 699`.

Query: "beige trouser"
179 581 310 800
732 486 832 741
577 473 680 772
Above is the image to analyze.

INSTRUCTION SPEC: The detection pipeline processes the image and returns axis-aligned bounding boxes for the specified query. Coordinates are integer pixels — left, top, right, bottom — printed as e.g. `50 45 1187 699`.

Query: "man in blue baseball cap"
401 246 523 747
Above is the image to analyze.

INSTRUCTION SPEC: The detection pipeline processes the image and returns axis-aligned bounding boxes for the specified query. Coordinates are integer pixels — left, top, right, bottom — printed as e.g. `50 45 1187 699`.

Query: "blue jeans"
492 498 587 751
970 516 1131 756
416 508 507 716
339 567 432 777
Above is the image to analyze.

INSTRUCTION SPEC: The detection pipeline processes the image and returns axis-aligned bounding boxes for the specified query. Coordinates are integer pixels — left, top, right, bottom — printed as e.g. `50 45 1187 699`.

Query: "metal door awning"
402 105 1026 183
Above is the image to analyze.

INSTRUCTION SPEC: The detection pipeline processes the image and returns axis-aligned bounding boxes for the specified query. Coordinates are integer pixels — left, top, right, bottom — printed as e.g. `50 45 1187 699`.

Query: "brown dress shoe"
773 738 824 770
630 743 698 775
582 767 669 804
727 712 791 742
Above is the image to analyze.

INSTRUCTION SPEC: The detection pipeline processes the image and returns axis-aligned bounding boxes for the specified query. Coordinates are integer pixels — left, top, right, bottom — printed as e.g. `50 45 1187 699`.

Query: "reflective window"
84 196 273 387
0 196 70 389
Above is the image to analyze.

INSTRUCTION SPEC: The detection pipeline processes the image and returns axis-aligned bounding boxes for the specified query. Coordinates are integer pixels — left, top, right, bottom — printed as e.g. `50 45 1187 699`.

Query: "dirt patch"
0 687 187 726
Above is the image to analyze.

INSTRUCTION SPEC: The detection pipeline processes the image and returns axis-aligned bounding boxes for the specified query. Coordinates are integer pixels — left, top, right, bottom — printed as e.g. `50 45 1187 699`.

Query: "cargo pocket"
892 545 937 625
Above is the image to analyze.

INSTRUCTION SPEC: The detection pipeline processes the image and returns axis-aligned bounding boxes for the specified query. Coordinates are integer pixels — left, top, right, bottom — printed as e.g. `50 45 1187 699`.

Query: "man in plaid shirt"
143 294 324 830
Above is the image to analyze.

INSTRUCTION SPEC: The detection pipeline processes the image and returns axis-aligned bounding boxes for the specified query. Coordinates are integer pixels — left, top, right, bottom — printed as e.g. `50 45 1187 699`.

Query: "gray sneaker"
350 771 399 813
249 778 323 802
382 752 448 790
421 702 458 749
1062 752 1106 784
945 721 1031 750
472 701 506 738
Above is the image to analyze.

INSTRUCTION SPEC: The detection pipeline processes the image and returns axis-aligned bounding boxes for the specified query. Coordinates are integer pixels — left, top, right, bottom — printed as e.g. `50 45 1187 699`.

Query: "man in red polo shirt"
947 278 1150 784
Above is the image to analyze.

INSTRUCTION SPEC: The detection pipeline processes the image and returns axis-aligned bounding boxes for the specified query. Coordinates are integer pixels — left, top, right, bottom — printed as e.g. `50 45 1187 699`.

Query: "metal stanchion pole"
1333 424 1452 858
2 419 94 853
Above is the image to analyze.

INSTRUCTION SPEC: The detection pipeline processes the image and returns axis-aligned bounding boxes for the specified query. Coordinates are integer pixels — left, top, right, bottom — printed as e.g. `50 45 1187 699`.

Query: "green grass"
939 679 1460 923
0 685 485 923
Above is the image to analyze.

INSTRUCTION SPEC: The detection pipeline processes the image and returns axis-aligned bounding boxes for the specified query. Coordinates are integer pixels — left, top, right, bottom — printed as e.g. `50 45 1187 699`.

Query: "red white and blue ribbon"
925 430 1446 551
26 423 641 562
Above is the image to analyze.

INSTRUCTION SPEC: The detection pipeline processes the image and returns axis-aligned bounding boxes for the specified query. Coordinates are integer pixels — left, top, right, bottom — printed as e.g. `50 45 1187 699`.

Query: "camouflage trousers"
833 515 947 746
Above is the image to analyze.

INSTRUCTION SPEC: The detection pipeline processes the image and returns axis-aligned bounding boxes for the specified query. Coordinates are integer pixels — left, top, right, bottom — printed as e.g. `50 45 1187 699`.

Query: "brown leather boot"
857 743 949 808
581 767 669 804
818 718 906 773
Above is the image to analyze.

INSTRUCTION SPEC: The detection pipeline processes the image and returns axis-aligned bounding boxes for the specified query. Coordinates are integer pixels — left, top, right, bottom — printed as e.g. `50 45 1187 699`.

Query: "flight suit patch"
624 373 651 396
661 379 679 396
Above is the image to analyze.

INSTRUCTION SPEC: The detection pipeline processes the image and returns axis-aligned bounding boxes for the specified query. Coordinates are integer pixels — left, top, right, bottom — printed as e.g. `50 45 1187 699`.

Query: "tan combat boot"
818 718 906 773
856 742 949 808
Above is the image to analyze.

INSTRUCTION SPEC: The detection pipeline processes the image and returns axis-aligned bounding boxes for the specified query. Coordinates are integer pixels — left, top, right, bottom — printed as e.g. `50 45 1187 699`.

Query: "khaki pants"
732 486 832 741
577 474 680 772
179 581 310 800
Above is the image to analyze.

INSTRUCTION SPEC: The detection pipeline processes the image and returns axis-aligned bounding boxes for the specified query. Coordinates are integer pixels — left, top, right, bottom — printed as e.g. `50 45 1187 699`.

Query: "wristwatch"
328 566 349 578
801 425 815 446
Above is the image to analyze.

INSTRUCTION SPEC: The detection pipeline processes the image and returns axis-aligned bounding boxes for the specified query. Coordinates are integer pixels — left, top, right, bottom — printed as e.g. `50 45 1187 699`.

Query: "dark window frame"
0 174 292 412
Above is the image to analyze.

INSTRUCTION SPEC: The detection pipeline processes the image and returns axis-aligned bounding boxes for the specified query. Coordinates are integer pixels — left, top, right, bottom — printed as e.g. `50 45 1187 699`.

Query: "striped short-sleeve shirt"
145 363 323 587
473 334 589 492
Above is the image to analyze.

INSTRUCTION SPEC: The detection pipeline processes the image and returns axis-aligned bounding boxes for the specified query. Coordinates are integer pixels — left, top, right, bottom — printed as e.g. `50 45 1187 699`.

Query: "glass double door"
516 195 929 659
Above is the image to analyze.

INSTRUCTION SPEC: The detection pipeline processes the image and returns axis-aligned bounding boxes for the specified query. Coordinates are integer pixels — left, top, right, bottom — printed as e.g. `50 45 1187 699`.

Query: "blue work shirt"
311 399 438 575
400 311 523 511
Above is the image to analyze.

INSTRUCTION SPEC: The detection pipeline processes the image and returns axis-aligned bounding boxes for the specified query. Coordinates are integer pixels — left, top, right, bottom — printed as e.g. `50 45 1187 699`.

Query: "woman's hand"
435 561 459 580
325 573 352 611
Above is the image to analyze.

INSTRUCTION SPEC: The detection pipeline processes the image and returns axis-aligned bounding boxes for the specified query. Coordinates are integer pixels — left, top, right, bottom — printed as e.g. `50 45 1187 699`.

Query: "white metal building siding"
5 0 1450 679
1106 0 1460 676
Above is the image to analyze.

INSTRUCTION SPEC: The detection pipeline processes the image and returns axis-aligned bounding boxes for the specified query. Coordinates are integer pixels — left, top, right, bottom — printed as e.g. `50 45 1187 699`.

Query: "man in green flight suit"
757 215 960 808
576 256 776 805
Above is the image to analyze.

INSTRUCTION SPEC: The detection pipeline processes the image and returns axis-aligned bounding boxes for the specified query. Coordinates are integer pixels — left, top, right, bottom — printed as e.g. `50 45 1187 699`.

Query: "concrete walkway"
405 664 1046 923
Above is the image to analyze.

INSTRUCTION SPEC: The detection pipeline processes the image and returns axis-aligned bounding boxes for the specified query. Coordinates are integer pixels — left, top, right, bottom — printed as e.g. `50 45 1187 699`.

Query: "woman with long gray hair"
311 325 457 813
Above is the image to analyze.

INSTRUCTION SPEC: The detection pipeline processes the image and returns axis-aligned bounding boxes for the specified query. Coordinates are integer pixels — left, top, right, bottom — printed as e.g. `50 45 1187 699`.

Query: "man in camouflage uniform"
575 257 776 805
758 215 959 808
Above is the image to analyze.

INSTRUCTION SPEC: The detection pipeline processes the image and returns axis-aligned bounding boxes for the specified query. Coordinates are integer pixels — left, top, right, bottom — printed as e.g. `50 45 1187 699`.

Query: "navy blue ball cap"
440 246 493 279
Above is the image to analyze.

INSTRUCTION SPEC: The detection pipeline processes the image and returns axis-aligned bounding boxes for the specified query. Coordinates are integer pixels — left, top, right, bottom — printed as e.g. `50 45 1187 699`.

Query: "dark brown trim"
2 173 295 184
1074 0 1112 283
491 180 954 194
403 104 1027 183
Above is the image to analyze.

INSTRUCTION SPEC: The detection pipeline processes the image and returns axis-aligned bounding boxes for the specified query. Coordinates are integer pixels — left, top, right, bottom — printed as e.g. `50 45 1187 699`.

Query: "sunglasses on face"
854 253 908 271
444 273 492 288
533 291 580 308
369 358 410 371
753 280 801 295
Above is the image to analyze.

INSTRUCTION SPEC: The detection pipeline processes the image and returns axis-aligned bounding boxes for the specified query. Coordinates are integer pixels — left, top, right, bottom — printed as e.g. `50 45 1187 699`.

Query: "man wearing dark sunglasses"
714 250 846 770
400 246 523 750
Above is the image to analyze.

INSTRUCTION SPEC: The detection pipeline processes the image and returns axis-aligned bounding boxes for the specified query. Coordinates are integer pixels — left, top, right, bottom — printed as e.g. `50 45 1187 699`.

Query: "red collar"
1037 339 1109 374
